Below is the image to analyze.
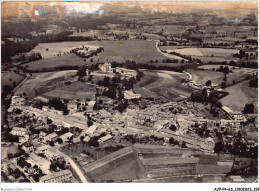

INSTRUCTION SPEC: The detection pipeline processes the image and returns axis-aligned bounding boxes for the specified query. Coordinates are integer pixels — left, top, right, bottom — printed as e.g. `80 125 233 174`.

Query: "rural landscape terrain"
1 1 258 184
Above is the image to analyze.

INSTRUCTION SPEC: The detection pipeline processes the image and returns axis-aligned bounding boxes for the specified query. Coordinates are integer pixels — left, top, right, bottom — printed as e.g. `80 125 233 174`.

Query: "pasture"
161 47 239 63
86 152 144 182
42 81 96 101
220 80 258 113
1 71 25 92
14 71 77 98
31 41 92 59
133 70 193 101
197 65 257 85
165 47 239 57
22 53 87 71
31 40 169 63
187 69 224 85
85 39 169 63
136 144 200 178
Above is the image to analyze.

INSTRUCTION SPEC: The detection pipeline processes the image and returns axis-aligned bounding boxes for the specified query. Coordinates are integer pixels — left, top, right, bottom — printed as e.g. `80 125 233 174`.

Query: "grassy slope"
220 80 258 112
134 70 192 101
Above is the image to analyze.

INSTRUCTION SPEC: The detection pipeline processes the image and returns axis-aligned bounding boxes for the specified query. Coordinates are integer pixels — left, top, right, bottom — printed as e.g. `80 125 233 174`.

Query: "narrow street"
56 150 89 183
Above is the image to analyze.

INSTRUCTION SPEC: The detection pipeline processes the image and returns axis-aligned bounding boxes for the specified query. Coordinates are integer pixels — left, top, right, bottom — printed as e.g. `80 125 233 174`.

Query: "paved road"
57 150 88 183
155 41 188 61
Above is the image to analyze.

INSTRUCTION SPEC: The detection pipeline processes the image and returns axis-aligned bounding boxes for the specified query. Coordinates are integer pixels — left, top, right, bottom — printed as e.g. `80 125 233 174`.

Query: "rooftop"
40 170 72 182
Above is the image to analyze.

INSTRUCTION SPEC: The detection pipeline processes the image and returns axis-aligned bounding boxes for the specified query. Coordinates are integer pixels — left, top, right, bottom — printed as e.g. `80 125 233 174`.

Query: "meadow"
197 65 257 85
220 80 258 113
14 71 77 98
133 70 193 101
187 69 224 85
22 53 87 71
30 39 169 65
1 71 25 92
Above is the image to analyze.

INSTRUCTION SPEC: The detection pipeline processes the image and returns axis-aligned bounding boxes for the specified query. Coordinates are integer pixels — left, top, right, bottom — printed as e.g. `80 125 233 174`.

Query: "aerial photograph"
1 1 258 184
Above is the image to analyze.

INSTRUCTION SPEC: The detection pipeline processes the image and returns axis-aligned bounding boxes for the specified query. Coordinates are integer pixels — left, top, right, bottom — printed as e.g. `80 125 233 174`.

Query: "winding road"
57 150 89 183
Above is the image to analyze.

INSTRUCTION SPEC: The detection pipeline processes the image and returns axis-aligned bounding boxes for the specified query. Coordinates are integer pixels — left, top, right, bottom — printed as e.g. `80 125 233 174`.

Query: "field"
85 39 169 63
133 69 193 101
187 69 224 85
69 30 105 37
1 71 25 92
31 41 94 59
160 47 239 63
197 65 258 85
220 80 258 113
29 40 169 65
21 53 87 71
42 81 96 101
136 144 200 178
82 146 145 182
14 71 77 98
163 48 239 57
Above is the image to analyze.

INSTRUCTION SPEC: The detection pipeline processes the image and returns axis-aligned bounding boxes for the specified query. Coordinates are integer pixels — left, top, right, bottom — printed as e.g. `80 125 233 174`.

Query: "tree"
104 87 117 99
202 88 207 98
181 141 187 148
229 60 236 66
57 138 63 144
89 137 99 147
2 85 12 98
49 141 55 146
103 76 111 87
249 78 258 87
169 137 174 144
77 66 87 78
243 103 254 114
80 136 85 142
223 66 229 74
190 92 204 102
205 80 211 86
47 118 53 124
214 141 223 154
13 168 21 179
169 124 177 132
87 120 93 127
221 82 226 89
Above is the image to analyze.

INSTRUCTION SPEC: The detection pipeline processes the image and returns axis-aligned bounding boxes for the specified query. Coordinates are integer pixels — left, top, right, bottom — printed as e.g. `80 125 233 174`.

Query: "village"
1 1 258 185
1 59 258 183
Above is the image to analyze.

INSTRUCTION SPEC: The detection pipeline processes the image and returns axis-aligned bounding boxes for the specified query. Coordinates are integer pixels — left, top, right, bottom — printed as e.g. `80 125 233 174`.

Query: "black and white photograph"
1 0 259 191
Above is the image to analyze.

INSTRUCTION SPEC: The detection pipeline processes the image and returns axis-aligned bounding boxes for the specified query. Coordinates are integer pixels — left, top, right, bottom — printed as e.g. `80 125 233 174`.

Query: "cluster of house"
71 45 102 57
86 61 138 80
67 99 96 115
3 141 75 183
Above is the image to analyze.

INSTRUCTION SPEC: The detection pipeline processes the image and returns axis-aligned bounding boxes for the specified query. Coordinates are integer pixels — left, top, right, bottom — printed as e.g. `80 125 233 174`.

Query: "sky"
1 1 258 21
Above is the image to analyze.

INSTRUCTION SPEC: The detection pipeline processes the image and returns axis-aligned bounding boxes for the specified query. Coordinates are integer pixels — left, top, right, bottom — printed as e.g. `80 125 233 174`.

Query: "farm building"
67 100 78 114
87 101 96 111
124 90 141 100
10 127 28 137
22 142 35 152
37 145 51 154
115 67 137 78
83 136 90 142
59 132 74 143
45 150 61 161
85 125 98 135
35 96 49 103
40 170 73 183
230 112 246 121
44 133 58 143
99 62 112 72
11 96 25 106
29 152 51 173
98 134 113 143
